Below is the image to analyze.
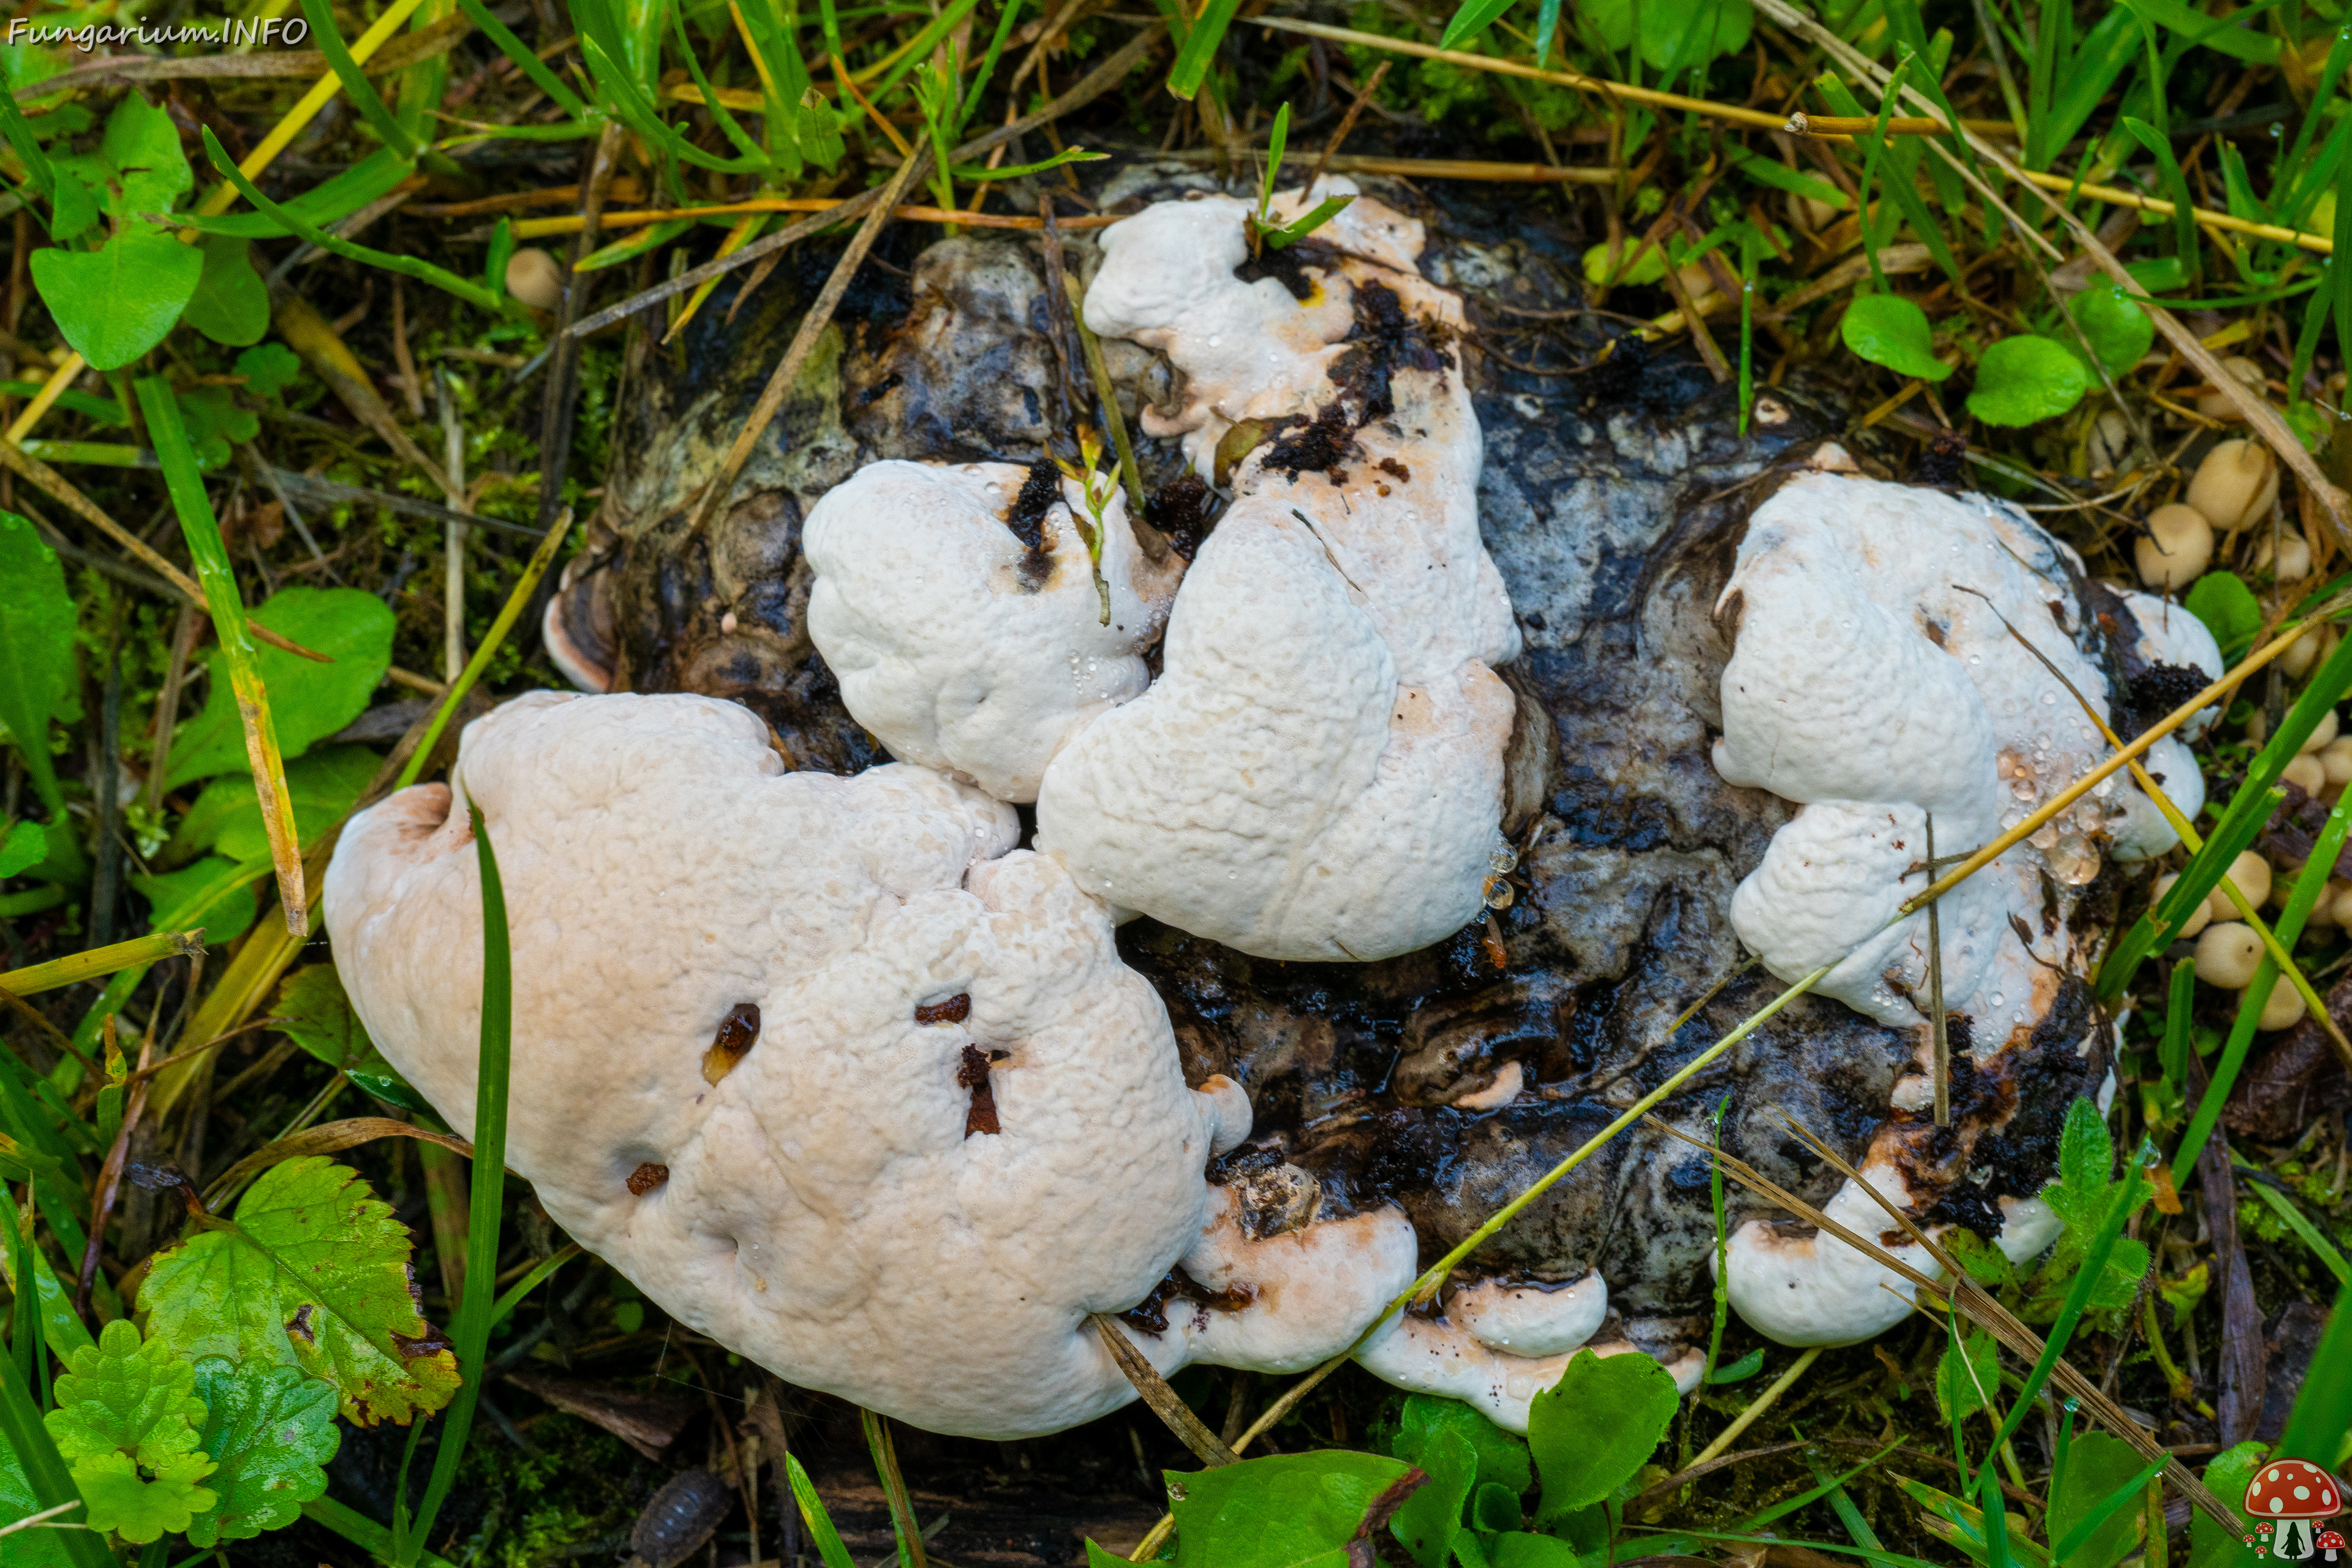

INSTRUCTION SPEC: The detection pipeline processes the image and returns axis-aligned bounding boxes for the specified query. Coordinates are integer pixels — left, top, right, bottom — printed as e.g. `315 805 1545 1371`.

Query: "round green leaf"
1966 334 2092 426
1841 292 1951 381
29 231 201 372
179 236 269 348
2070 280 2154 376
165 586 395 788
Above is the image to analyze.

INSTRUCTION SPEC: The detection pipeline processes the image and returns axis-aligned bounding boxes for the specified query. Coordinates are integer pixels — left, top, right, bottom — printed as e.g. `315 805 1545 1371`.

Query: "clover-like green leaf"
1936 1322 2001 1422
1392 1393 1531 1496
44 1319 208 1471
28 230 202 372
166 586 395 787
1487 1532 1581 1566
1966 333 2092 426
140 1155 461 1426
0 820 47 878
1841 292 1952 382
180 236 270 349
184 1360 340 1545
235 343 304 399
51 93 190 223
0 510 74 815
1528 1347 1678 1523
1390 1426 1476 1568
1170 1452 1419 1568
70 1450 216 1543
2070 281 2154 377
268 962 428 1109
2184 571 2263 657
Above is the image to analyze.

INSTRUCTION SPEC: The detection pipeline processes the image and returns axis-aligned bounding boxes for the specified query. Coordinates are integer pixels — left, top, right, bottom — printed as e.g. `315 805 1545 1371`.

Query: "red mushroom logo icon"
2315 1528 2345 1562
2245 1460 2345 1559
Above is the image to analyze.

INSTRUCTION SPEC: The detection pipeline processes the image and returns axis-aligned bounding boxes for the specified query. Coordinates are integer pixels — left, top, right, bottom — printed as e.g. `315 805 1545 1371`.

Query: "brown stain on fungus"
958 1044 1003 1137
1376 456 1411 484
1115 1265 1256 1335
627 1161 671 1196
700 1002 760 1085
915 992 971 1025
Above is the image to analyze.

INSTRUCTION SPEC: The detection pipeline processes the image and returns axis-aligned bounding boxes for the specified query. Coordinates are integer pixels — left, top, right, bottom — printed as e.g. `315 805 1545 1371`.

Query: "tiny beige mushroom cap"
2302 709 2340 754
2195 922 2263 988
2186 439 2279 532
2253 529 2313 584
2135 504 2214 592
505 248 565 312
2205 850 2273 919
2195 355 2269 420
2334 882 2352 929
2320 736 2352 789
2283 622 2330 679
2285 754 2329 796
323 690 1261 1440
2154 873 2212 939
2258 984 2307 1031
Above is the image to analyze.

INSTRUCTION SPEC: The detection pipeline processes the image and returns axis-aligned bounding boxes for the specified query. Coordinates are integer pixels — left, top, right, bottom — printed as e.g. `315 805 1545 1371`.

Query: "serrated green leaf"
181 236 269 348
0 511 72 816
28 230 202 372
51 93 190 223
2183 571 2263 657
44 1319 206 1472
1528 1348 1678 1523
184 1360 339 1545
2053 1098 2115 1232
166 587 394 787
1842 292 1951 380
71 1449 216 1542
139 1155 460 1427
2070 281 2154 377
0 820 47 878
168 744 377 866
1171 1452 1417 1568
1966 334 2092 426
1391 1426 1476 1568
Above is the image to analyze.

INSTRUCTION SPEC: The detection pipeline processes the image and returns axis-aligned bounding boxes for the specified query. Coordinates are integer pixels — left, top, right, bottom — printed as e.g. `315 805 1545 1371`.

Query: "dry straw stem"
683 150 933 538
152 518 571 1115
507 197 1125 238
1956 585 2352 1067
0 440 331 663
1687 1344 1822 1469
3 352 85 444
192 0 429 218
562 23 1167 342
1254 15 2334 258
1090 1314 1242 1466
273 290 456 494
203 1116 477 1211
1746 0 2351 540
1649 1115 2239 1532
1158 147 1621 184
0 930 205 998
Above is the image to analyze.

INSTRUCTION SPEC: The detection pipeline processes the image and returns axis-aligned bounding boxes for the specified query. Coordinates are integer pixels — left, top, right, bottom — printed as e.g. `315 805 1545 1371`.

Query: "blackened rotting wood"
916 992 972 1025
1006 457 1061 551
699 1001 761 1085
959 1044 1000 1137
1146 470 1213 560
628 1468 733 1568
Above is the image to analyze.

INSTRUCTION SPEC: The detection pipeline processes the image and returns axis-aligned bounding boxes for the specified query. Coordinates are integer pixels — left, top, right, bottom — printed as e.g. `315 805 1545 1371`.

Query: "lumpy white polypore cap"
1033 183 1522 960
804 461 1182 802
323 691 1267 1439
1716 465 2205 1028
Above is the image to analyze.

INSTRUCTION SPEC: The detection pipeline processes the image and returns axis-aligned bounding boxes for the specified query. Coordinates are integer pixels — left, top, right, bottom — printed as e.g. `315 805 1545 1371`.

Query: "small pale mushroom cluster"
327 182 2222 1439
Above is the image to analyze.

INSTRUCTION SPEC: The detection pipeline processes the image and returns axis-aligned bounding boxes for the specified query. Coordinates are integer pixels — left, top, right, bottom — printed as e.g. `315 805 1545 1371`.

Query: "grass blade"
1166 0 1241 99
786 1453 858 1568
403 803 514 1561
2275 1279 2352 1464
135 375 307 936
396 513 571 791
861 1408 929 1568
0 930 204 997
2243 1180 2352 1287
297 0 421 157
0 1315 108 1568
